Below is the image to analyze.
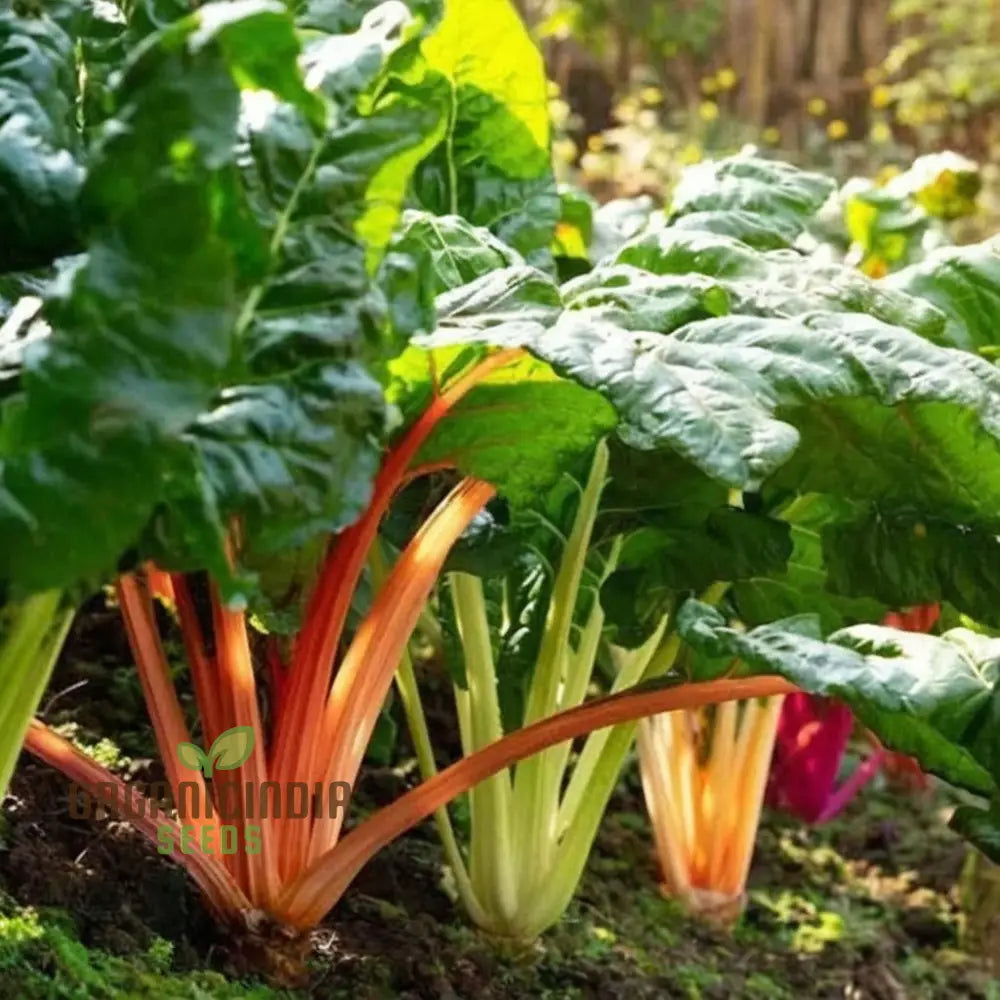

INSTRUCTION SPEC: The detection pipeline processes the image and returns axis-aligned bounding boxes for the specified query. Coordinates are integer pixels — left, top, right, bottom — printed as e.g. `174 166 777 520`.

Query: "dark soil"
0 602 996 999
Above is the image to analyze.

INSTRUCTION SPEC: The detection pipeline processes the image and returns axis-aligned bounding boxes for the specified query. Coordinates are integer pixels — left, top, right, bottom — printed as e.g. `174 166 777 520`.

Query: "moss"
0 896 288 1000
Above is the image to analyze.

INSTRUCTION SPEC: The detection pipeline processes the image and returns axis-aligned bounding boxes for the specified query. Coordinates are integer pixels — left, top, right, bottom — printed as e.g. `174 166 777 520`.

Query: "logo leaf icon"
177 742 208 773
206 726 255 776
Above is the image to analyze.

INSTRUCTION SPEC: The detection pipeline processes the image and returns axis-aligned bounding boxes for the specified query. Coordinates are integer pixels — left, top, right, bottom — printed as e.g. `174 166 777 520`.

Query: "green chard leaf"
885 239 1000 352
412 0 559 264
0 0 447 602
668 155 835 235
732 493 885 633
1 0 316 592
0 9 84 271
147 0 449 585
605 231 945 339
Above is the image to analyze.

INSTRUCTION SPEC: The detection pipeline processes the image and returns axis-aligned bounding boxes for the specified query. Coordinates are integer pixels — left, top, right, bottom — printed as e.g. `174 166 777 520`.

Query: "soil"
0 603 997 999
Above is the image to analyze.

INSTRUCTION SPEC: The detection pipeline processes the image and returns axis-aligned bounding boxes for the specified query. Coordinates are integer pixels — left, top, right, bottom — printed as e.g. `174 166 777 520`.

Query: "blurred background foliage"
518 0 1000 239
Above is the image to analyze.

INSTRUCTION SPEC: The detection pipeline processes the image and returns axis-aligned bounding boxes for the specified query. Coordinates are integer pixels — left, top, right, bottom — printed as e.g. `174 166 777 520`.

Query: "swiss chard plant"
4 0 1000 972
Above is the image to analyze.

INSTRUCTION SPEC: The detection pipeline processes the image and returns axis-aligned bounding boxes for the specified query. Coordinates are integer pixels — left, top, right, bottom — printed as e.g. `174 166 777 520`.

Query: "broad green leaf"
607 233 945 339
436 267 562 336
183 364 386 556
0 10 83 271
677 600 1000 796
562 266 729 333
404 352 617 504
208 725 256 772
886 239 1000 351
615 228 772 279
667 209 799 250
380 210 526 340
669 156 835 233
143 2 448 583
390 211 523 294
602 508 792 647
0 1 316 592
413 0 558 263
951 802 1000 865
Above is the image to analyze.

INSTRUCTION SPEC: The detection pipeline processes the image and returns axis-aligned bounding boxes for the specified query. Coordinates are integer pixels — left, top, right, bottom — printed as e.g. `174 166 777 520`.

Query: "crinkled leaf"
146 2 447 591
667 209 799 250
669 155 835 234
886 239 1000 351
0 10 83 271
0 1 318 592
608 233 944 339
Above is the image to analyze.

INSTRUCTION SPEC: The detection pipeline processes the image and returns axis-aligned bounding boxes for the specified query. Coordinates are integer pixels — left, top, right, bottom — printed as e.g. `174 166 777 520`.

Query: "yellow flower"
700 76 719 95
827 118 849 140
762 126 781 145
870 84 892 109
876 164 901 186
614 97 638 124
863 67 883 86
586 133 605 153
870 121 892 143
640 86 663 106
678 142 703 165
807 97 828 117
897 104 927 127
552 137 578 165
699 100 720 122
716 67 738 90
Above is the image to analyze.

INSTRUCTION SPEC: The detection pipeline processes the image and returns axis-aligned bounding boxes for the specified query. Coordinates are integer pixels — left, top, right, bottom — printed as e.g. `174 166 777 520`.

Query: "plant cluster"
1 0 1000 981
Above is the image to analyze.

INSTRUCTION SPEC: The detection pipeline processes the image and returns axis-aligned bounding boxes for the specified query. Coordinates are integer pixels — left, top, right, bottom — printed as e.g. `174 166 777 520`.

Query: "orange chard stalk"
637 695 786 924
306 476 496 863
170 573 223 748
209 585 281 908
274 476 496 878
116 576 219 846
269 349 521 794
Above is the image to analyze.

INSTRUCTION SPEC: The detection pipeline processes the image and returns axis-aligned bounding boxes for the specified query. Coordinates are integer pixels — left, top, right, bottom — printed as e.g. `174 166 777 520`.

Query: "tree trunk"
747 0 777 125
961 848 1000 974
